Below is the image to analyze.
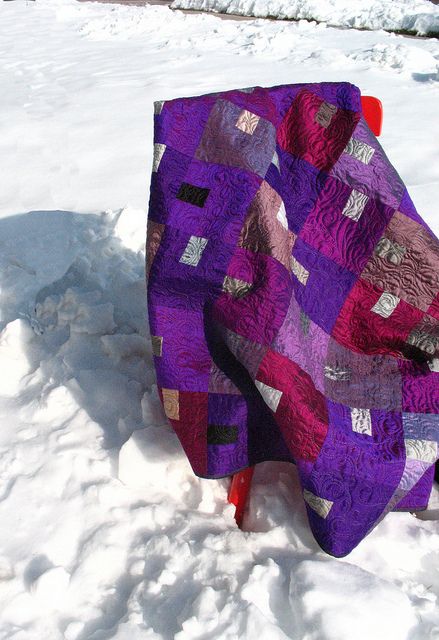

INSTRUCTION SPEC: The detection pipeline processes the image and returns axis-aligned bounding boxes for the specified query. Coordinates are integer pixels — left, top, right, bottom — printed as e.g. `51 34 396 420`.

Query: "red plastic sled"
228 95 383 528
360 95 383 136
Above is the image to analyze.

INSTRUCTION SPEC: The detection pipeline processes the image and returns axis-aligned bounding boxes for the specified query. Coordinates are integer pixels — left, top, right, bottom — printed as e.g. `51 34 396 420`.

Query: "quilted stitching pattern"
147 82 439 557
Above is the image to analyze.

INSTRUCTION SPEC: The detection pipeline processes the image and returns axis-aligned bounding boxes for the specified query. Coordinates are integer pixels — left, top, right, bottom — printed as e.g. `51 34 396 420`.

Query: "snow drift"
171 0 439 36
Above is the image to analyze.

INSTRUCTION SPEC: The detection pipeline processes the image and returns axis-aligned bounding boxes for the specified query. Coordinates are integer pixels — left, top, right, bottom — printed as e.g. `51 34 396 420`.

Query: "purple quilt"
146 82 439 557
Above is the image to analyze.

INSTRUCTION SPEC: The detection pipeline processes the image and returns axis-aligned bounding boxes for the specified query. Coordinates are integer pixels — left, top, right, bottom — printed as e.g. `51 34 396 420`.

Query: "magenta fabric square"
300 173 395 274
212 248 291 345
277 88 361 173
332 277 425 358
218 85 280 127
399 360 439 414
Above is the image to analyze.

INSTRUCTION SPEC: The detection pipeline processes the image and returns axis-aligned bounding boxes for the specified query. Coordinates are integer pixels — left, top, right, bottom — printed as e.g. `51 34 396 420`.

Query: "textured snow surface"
0 0 438 639
171 0 439 35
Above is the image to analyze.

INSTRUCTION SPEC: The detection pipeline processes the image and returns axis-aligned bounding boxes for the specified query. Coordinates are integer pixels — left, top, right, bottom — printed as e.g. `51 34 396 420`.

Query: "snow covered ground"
171 0 439 36
0 1 438 639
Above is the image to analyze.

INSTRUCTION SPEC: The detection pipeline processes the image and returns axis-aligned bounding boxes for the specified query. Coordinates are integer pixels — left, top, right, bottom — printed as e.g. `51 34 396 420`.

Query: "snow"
171 0 439 36
0 0 438 638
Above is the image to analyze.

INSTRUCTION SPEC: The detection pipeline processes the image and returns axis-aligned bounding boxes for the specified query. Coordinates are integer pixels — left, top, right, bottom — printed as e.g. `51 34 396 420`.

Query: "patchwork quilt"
146 82 439 557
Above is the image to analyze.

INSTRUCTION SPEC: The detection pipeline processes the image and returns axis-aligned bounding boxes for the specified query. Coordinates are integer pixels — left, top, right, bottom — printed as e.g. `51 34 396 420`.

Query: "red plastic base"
227 94 383 529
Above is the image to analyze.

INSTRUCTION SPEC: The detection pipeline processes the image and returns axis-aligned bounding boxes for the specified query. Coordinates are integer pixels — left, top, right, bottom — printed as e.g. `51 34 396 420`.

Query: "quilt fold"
146 82 439 557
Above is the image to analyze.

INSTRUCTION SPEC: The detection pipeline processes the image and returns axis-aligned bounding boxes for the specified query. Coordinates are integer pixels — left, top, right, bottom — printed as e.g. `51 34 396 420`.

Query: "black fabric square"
176 182 210 208
207 424 239 445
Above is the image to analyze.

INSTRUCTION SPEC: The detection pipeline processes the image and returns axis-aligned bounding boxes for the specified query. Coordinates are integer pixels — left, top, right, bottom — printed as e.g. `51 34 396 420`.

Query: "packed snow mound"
0 0 438 638
171 0 439 36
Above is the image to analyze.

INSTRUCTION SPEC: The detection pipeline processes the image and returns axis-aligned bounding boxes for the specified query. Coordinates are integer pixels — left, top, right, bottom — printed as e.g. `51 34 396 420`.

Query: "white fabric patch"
371 292 400 318
276 201 288 230
351 407 372 435
374 236 406 266
255 380 283 412
428 358 439 373
405 438 437 464
396 458 430 495
406 328 438 355
152 143 166 172
303 489 333 519
291 256 309 285
324 365 351 381
344 138 375 164
235 109 260 135
179 236 208 267
222 275 252 298
315 101 337 128
151 335 163 357
154 100 164 115
342 189 369 222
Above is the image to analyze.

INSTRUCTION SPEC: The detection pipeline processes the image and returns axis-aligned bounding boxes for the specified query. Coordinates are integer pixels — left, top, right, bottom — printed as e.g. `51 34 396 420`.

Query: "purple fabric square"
166 159 261 244
195 98 276 178
148 148 192 225
277 151 327 233
324 337 402 411
267 84 307 121
330 117 405 211
327 401 405 452
303 416 405 556
322 82 361 111
207 393 249 476
158 94 217 157
151 305 212 392
272 292 330 393
292 238 357 333
148 226 234 311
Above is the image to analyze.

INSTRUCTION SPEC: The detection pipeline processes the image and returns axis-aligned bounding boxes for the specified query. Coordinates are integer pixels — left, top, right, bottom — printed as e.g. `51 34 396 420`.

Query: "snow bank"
171 0 439 36
0 0 438 638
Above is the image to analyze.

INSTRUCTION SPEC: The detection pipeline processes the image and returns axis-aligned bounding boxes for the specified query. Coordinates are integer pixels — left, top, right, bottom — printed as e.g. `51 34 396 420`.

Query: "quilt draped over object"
146 82 439 557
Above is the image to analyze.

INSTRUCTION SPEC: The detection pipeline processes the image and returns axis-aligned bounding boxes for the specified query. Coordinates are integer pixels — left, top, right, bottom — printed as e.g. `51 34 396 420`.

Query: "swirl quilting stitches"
147 81 439 557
